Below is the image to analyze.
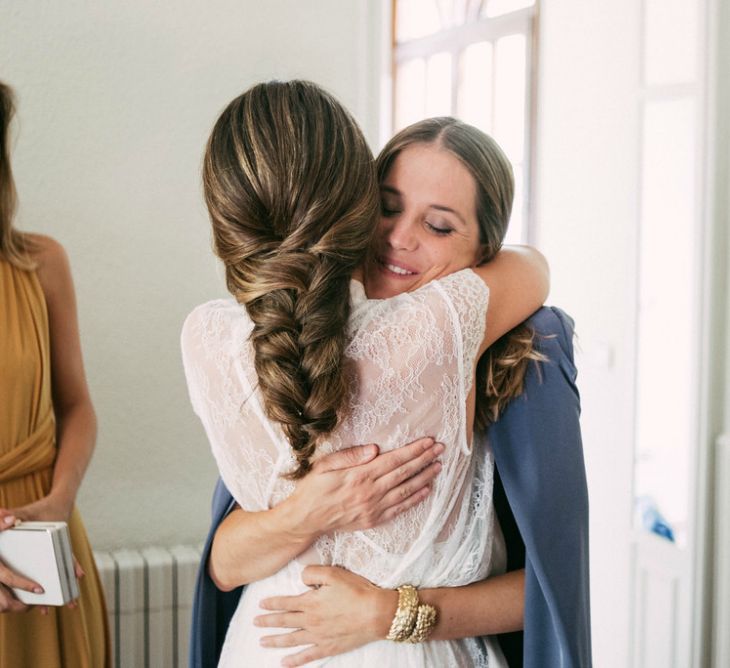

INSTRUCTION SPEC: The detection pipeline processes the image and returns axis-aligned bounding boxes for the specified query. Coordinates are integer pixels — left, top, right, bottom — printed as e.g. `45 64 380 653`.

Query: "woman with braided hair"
182 80 553 667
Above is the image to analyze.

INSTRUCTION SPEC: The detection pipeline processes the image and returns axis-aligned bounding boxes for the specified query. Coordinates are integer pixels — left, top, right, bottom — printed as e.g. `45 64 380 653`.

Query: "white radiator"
93 545 202 668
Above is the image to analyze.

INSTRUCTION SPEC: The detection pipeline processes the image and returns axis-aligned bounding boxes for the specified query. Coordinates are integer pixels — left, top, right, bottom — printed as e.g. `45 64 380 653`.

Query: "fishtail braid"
203 81 378 478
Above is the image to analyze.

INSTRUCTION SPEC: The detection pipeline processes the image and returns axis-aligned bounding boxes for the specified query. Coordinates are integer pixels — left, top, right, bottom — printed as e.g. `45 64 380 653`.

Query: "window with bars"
392 0 537 243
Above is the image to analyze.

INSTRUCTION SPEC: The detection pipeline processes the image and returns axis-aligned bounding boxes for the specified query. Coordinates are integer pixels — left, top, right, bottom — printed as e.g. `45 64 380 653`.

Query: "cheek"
462 231 483 266
468 240 483 266
375 216 391 245
429 237 478 269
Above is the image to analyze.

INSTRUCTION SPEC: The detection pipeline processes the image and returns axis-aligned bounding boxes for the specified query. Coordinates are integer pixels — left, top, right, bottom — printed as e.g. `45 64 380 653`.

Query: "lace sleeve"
180 303 212 423
430 268 490 394
181 301 287 512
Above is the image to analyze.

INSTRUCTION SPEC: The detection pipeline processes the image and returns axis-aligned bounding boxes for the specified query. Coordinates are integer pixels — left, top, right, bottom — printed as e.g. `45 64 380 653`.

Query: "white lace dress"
181 269 508 668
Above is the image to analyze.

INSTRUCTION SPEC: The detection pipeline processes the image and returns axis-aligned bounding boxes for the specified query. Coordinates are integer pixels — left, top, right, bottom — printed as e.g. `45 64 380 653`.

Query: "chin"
364 278 399 300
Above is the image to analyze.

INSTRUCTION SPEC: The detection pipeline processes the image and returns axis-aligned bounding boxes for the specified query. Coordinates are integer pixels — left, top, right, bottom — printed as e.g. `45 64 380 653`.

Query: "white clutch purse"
0 521 79 606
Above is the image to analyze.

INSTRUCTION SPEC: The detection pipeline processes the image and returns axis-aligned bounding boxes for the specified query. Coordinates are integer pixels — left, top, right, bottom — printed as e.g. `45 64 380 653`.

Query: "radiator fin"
94 544 202 668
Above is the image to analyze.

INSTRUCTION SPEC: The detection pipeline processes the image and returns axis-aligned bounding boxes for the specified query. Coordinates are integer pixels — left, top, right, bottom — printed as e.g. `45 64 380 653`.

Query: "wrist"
273 496 321 548
384 585 439 643
373 587 399 640
45 490 74 521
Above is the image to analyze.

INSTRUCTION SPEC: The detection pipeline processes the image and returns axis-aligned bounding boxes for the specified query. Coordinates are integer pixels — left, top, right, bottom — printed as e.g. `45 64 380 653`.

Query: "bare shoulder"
27 233 68 266
26 234 73 300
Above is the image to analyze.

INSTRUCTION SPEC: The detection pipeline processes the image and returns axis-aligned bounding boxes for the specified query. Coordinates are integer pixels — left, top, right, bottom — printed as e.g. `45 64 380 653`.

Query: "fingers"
377 441 444 492
259 593 307 612
282 645 327 668
0 509 17 531
314 444 379 473
259 629 311 649
367 437 438 480
379 482 435 525
254 611 306 629
380 459 442 509
301 565 337 588
0 584 29 613
0 561 43 594
73 556 85 580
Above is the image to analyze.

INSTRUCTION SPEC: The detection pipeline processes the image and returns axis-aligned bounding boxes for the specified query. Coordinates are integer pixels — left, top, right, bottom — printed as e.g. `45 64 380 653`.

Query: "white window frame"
386 1 539 243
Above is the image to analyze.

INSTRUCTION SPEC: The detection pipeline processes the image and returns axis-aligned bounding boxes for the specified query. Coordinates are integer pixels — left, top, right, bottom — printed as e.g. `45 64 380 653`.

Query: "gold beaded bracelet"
406 603 438 643
385 584 438 643
386 585 419 641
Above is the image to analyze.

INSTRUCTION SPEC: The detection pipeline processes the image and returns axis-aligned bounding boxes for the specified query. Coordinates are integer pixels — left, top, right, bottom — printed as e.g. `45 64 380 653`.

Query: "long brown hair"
0 81 34 269
203 80 378 478
376 117 545 429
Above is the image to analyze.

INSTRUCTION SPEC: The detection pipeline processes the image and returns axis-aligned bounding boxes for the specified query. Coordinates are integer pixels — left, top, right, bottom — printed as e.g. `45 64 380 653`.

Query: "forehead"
384 143 477 205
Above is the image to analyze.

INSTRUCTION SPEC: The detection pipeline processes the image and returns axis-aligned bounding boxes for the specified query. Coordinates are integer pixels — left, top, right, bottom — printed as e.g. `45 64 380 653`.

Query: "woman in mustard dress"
0 82 110 666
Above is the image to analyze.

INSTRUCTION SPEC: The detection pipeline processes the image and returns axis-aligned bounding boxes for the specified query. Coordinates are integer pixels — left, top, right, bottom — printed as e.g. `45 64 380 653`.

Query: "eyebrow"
380 185 468 227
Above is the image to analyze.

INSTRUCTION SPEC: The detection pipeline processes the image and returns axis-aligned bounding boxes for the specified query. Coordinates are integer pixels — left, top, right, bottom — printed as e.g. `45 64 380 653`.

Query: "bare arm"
255 565 524 666
211 503 315 592
0 235 90 610
419 570 524 638
210 438 444 591
28 235 97 521
474 245 550 353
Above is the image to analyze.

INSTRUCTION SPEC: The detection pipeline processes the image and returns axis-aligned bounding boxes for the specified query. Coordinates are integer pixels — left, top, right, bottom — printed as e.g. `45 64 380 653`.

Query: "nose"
383 214 418 252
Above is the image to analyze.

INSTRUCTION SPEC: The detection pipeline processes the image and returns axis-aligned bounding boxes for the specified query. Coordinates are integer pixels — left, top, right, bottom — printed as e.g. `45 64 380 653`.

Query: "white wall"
534 1 641 665
0 0 383 550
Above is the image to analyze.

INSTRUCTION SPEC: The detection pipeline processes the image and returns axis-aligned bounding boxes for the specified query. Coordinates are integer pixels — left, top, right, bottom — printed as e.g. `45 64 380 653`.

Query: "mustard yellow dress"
0 258 110 668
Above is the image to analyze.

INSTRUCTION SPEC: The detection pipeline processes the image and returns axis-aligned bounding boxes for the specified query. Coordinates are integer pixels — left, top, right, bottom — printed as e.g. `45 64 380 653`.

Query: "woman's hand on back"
255 565 394 667
287 437 444 537
210 437 443 590
255 565 526 666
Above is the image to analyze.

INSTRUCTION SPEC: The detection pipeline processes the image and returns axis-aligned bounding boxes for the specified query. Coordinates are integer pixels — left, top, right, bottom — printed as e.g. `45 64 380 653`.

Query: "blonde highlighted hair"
203 80 378 478
0 81 35 270
376 117 545 428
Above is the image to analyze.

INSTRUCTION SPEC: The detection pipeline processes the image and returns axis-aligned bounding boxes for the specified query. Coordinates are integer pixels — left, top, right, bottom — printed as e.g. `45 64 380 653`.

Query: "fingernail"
34 587 44 594
3 515 15 525
433 444 445 455
434 462 442 471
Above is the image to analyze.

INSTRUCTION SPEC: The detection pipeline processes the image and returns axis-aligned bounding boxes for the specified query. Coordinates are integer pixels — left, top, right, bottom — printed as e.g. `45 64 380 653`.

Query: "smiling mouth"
377 258 417 276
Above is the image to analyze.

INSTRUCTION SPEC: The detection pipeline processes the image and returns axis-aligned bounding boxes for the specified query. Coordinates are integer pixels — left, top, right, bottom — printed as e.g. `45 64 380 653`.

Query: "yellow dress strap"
0 410 55 483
